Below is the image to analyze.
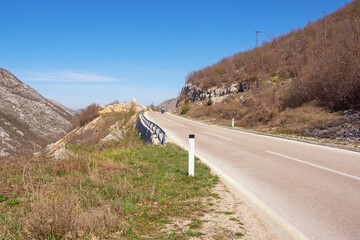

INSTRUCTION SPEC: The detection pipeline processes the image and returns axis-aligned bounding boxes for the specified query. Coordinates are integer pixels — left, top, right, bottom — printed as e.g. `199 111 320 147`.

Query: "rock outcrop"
157 97 179 112
0 68 77 158
47 99 148 158
180 81 250 103
99 98 145 114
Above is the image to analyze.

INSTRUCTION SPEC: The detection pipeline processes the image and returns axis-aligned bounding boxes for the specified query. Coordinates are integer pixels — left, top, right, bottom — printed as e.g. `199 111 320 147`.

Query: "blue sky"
0 0 349 109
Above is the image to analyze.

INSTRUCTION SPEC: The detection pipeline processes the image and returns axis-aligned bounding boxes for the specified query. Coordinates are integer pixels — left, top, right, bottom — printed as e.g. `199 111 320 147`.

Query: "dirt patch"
164 182 281 239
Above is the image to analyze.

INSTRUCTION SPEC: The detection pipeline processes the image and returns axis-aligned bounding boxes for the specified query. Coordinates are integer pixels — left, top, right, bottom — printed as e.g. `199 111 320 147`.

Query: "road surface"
146 112 360 240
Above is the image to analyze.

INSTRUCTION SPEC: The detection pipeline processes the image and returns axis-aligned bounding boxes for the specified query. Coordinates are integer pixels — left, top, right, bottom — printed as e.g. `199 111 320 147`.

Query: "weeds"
235 232 245 237
189 219 204 229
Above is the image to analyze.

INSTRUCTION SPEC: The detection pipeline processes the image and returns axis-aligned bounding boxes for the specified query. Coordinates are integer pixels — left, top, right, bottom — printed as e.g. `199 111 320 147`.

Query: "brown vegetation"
186 0 360 111
79 103 101 126
184 92 348 137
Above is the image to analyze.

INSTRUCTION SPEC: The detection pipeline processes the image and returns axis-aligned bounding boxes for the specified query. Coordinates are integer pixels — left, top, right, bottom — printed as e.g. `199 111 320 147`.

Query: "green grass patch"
217 211 235 215
5 198 21 207
187 230 205 237
0 194 7 202
189 219 204 229
235 232 245 237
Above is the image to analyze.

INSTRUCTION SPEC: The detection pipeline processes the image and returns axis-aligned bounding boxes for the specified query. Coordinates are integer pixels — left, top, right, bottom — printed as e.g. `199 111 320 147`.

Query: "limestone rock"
180 81 251 103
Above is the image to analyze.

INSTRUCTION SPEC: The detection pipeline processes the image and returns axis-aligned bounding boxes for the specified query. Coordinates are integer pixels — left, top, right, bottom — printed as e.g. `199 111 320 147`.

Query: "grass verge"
0 141 218 239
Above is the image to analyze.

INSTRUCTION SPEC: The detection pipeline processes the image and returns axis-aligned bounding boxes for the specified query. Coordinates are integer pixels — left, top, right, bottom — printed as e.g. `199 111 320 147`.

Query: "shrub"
207 98 213 106
148 103 156 111
79 103 101 126
181 102 191 114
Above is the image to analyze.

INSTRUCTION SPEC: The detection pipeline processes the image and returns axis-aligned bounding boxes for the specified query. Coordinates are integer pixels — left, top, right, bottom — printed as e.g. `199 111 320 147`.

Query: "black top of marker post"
189 134 195 139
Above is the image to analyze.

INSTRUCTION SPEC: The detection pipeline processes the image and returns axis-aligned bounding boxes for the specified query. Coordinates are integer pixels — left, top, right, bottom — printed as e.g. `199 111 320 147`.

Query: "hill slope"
183 0 360 110
176 0 360 145
0 68 77 158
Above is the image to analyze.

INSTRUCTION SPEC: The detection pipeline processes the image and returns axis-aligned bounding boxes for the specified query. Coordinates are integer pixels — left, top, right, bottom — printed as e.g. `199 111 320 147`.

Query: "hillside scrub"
186 0 360 111
0 112 219 239
182 92 349 137
79 103 101 126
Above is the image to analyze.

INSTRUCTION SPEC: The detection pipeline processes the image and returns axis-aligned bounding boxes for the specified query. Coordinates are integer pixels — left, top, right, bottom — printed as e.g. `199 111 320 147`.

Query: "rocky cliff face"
0 68 77 158
180 81 250 103
157 97 179 112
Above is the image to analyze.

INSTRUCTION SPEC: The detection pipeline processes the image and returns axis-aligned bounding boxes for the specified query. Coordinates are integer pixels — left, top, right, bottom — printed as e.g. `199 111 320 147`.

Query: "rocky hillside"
176 1 360 145
47 99 149 159
183 0 360 110
0 68 77 158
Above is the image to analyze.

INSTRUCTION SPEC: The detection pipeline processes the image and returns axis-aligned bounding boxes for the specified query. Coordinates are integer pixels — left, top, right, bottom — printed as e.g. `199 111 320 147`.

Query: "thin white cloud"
21 70 120 82
132 66 171 74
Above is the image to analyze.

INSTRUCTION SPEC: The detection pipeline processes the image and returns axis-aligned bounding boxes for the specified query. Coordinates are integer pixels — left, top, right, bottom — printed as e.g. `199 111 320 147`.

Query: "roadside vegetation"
0 109 220 239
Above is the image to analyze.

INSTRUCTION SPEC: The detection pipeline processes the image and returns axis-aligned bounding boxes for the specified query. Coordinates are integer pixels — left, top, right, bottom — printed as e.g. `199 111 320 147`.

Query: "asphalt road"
146 112 360 240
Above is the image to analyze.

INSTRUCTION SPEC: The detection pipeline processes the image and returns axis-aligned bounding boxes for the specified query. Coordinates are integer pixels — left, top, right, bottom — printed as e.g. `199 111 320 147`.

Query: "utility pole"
255 31 260 47
323 10 327 46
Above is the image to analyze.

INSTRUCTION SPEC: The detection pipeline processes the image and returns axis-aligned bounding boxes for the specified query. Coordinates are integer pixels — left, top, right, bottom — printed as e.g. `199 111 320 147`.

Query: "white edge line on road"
267 151 360 181
167 113 360 156
164 133 309 240
205 132 231 141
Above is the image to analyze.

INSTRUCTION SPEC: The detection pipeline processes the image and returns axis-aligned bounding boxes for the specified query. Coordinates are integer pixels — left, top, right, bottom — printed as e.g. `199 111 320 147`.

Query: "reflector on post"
189 134 195 176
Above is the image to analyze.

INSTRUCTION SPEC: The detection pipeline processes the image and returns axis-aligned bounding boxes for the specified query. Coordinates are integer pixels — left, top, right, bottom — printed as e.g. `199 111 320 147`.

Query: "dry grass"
184 92 347 135
0 127 219 239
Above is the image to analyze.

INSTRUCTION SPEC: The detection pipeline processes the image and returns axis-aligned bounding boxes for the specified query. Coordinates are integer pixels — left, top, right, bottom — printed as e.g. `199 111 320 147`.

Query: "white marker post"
188 134 195 176
232 118 234 128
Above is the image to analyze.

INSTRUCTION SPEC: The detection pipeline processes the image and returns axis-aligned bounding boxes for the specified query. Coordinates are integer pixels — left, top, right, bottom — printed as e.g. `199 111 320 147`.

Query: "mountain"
0 68 77 158
176 0 360 144
157 97 179 112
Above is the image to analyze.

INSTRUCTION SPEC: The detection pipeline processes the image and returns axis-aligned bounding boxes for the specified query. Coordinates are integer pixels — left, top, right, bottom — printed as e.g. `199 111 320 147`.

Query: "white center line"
205 132 231 141
267 151 360 181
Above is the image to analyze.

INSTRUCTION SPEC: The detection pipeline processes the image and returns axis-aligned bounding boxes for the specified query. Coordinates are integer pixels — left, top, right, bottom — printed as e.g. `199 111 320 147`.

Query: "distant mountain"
0 68 77 158
157 97 179 112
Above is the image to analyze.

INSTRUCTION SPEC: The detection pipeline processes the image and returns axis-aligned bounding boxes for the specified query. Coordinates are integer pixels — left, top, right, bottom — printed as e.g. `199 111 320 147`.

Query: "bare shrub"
79 103 101 126
27 189 79 238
